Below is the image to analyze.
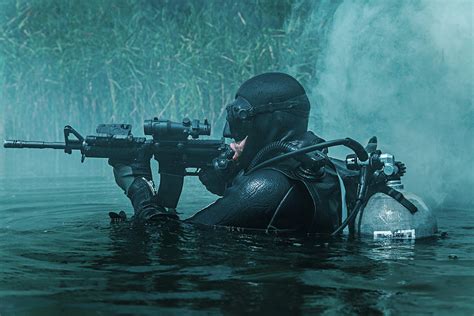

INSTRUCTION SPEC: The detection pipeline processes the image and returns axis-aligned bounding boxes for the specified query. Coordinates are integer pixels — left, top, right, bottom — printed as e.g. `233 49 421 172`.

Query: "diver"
1 72 437 238
109 72 355 234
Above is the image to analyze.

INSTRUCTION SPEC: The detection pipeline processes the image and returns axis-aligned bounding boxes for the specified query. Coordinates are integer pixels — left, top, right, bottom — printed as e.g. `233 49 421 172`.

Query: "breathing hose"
247 138 368 174
330 165 370 236
248 141 299 171
331 200 364 236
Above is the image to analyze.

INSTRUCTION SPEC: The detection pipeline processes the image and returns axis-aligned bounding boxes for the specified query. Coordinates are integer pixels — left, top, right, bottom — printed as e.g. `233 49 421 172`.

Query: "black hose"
247 138 368 174
331 200 363 236
248 141 298 170
331 166 370 236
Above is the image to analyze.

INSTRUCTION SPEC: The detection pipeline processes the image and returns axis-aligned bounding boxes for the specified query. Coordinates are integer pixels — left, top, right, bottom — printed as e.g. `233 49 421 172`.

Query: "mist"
301 0 473 207
1 0 472 208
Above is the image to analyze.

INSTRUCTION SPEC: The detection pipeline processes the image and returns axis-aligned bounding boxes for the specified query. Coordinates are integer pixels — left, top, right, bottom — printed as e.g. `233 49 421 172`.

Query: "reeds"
0 0 338 140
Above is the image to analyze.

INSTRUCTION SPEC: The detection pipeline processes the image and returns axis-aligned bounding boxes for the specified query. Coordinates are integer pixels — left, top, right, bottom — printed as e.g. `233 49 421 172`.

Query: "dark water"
1 176 473 315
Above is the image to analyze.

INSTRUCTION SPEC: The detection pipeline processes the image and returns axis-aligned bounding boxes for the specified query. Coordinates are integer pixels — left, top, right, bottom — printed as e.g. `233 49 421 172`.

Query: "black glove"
108 145 152 195
199 168 227 196
108 178 178 223
127 177 178 222
199 158 238 196
108 147 178 222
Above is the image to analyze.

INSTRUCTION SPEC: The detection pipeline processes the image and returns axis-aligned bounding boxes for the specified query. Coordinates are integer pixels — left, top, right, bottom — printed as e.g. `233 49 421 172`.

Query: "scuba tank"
356 179 438 240
345 143 438 240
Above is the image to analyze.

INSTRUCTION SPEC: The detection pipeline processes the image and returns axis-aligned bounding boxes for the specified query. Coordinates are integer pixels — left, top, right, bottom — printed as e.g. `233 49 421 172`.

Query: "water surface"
1 176 473 315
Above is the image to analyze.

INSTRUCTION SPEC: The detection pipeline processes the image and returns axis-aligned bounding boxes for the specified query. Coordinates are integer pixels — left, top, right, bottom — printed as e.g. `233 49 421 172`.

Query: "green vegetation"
0 0 339 140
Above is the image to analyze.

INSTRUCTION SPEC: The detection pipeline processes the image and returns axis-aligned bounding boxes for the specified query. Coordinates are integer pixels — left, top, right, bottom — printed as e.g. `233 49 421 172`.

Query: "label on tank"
373 229 416 240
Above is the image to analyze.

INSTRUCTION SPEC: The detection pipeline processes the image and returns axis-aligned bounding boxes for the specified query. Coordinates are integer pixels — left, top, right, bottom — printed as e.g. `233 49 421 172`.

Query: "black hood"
226 72 312 170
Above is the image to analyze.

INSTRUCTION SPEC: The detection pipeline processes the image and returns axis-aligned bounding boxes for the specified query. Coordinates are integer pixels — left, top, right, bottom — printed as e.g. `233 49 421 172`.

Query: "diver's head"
223 72 311 167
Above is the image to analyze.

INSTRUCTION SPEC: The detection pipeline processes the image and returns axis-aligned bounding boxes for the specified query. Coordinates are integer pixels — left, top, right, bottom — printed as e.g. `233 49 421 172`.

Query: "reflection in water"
368 240 416 261
0 176 473 314
82 219 408 314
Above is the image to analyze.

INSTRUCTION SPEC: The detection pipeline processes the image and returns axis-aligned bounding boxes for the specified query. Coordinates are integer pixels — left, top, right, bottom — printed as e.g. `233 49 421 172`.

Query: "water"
1 175 473 315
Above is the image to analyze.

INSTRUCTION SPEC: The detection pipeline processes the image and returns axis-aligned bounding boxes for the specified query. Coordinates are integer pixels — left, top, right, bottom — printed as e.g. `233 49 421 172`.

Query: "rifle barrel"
4 140 68 149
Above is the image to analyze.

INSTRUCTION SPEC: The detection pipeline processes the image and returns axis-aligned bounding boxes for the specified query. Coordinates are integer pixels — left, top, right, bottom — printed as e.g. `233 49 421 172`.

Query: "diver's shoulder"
241 167 292 181
233 168 293 195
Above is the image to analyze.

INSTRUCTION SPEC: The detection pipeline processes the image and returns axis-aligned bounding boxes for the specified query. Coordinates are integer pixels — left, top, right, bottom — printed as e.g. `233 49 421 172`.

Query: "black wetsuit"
127 132 350 234
188 167 315 232
118 73 358 234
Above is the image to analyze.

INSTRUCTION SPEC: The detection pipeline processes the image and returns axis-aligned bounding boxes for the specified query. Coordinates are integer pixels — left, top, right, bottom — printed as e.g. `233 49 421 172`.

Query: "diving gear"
226 95 309 122
332 142 420 236
103 73 342 232
224 95 310 141
198 158 238 196
188 131 342 233
223 72 311 170
127 177 178 221
108 146 153 194
356 179 438 239
106 71 435 237
247 138 369 174
244 132 437 239
109 210 127 222
342 138 437 239
188 168 314 230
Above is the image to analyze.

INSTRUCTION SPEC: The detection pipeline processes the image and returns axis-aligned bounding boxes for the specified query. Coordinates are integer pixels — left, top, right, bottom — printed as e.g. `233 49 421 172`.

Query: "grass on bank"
0 0 339 139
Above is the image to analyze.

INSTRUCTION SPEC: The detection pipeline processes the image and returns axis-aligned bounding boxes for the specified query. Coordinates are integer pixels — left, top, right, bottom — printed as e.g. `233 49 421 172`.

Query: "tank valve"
346 152 402 178
379 153 398 176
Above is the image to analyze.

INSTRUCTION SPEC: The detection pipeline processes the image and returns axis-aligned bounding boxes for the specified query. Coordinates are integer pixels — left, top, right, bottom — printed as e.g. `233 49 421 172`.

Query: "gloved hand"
108 177 178 222
198 158 238 196
108 145 153 195
108 148 178 222
199 168 227 196
126 177 178 222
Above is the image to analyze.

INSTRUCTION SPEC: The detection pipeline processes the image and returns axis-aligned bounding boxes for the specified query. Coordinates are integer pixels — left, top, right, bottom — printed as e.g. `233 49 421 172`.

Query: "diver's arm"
186 169 307 229
109 157 178 221
125 177 178 221
197 167 229 196
198 161 241 196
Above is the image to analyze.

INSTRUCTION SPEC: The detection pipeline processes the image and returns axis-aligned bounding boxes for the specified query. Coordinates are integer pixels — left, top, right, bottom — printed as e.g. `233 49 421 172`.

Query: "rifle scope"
144 117 211 139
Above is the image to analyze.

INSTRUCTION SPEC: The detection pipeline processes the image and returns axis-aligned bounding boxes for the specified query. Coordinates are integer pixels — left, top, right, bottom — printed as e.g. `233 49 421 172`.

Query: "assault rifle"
4 118 234 208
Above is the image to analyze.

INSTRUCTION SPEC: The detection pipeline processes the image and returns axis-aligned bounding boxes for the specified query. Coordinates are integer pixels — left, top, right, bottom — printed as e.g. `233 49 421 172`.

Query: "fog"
1 0 472 208
302 0 473 207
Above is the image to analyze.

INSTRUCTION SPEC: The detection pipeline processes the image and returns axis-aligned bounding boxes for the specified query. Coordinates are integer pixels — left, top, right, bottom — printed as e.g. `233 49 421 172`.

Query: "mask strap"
247 94 310 117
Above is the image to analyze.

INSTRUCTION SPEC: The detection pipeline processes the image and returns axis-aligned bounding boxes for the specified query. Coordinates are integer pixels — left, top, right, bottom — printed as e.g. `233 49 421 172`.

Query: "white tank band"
336 171 348 234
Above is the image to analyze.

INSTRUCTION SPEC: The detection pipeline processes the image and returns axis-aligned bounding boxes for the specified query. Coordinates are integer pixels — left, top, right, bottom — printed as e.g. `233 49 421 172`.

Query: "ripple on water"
0 176 473 314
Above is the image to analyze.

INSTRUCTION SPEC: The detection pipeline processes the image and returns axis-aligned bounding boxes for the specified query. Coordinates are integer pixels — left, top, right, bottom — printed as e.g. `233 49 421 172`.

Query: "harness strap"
303 181 322 232
336 171 348 233
376 185 418 214
266 185 295 233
